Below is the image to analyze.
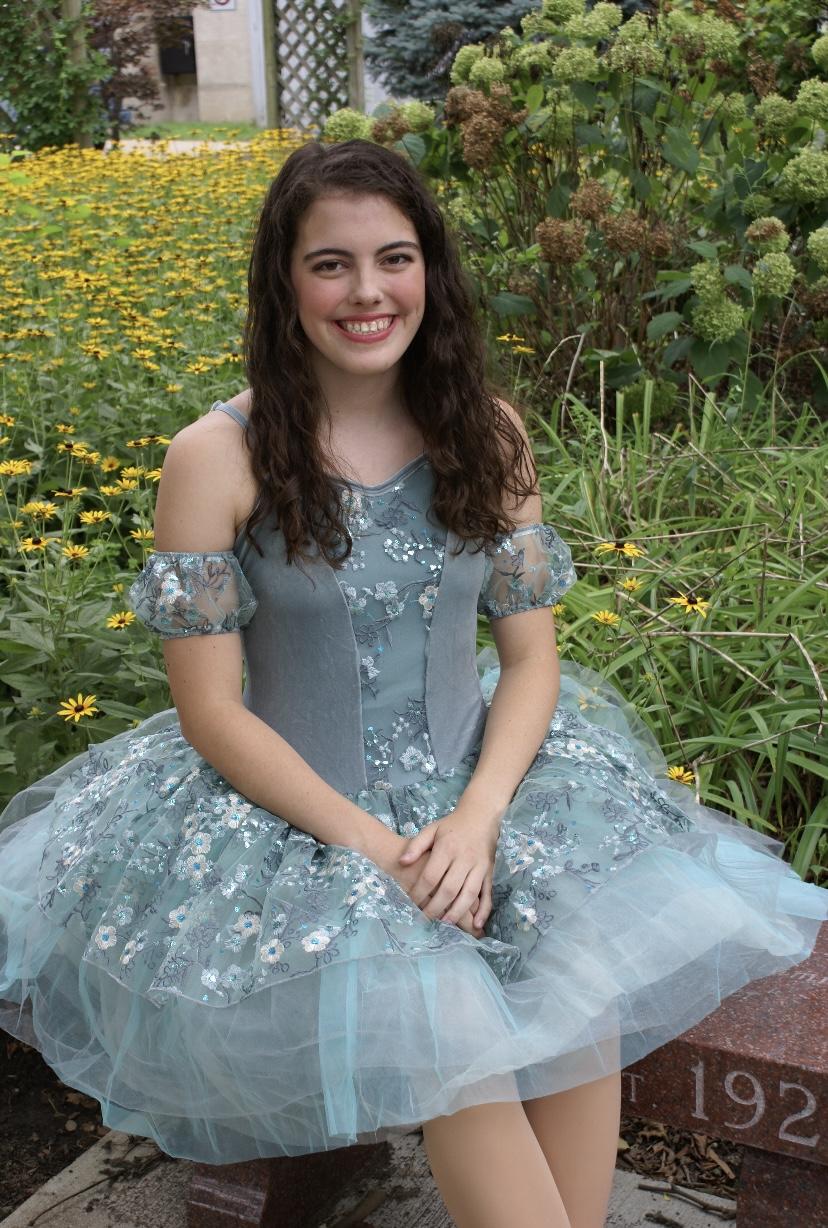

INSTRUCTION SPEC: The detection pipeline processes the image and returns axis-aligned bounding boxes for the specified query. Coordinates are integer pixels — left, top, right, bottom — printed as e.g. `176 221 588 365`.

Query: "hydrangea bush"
323 0 828 411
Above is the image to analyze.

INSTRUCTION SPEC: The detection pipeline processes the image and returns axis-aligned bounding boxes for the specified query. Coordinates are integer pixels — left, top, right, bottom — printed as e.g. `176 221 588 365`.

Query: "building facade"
136 0 391 130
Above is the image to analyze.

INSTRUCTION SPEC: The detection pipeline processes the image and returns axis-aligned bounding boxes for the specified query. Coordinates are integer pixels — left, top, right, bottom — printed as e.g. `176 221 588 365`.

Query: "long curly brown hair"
240 138 536 568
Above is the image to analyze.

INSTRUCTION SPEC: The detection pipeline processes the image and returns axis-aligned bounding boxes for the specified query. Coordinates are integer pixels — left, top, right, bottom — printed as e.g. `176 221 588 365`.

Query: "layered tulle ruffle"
1 652 825 1162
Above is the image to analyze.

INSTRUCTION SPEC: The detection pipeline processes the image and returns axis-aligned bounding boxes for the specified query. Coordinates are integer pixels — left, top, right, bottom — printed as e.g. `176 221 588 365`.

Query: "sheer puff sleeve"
127 551 258 639
477 523 577 620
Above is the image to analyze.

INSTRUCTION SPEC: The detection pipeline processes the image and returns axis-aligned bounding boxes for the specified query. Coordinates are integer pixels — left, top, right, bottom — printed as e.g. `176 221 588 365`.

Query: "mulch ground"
1 1037 741 1220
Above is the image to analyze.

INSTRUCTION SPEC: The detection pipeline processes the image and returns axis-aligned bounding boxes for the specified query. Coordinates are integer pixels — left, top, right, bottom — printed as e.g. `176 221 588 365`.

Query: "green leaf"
525 83 544 114
570 83 597 111
663 335 693 365
662 125 700 176
574 124 603 147
489 292 537 318
690 338 736 381
724 264 752 290
396 133 425 165
545 183 570 217
647 311 683 341
687 240 719 259
629 169 652 200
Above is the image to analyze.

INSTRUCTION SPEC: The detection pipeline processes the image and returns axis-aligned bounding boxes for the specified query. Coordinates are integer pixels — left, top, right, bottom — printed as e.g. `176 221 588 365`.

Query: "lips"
332 316 398 343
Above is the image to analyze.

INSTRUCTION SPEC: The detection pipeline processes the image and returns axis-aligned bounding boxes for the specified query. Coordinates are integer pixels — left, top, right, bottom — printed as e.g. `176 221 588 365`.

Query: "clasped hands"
376 804 503 939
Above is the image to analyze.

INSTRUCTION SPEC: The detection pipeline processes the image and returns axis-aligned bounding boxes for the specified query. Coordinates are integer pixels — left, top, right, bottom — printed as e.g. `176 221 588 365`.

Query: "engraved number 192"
690 1060 818 1148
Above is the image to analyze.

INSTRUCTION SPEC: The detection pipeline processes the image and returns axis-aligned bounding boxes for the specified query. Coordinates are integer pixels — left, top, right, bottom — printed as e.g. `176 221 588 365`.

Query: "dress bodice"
127 401 578 796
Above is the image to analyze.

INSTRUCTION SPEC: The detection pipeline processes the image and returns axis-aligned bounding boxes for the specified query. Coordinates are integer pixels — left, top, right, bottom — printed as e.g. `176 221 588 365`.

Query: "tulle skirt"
1 649 825 1163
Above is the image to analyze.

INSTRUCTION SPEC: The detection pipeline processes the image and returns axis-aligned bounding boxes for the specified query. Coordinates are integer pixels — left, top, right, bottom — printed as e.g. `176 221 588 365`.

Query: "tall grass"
490 376 826 880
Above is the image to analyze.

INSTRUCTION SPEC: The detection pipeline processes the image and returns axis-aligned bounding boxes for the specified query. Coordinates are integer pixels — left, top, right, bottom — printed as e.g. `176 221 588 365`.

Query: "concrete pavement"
0 1128 736 1228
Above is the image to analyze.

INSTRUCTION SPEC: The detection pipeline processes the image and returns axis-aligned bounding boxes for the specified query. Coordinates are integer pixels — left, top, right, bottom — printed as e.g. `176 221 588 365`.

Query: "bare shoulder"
153 400 252 551
494 396 531 445
492 395 542 525
226 387 252 416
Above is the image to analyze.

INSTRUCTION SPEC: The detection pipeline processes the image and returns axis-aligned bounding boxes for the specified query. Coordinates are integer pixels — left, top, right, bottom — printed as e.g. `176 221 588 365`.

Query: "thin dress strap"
210 400 249 428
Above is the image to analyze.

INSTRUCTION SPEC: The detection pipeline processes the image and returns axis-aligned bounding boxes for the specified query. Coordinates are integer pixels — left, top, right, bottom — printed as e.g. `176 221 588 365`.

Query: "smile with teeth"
335 316 395 336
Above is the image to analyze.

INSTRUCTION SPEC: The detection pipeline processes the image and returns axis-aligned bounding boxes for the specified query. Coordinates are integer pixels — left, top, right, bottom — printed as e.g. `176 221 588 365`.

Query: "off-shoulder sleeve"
477 523 577 620
127 551 258 638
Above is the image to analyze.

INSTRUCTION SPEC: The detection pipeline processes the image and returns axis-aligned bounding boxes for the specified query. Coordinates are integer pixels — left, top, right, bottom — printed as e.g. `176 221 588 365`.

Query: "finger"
436 871 481 925
473 872 493 928
400 827 436 862
410 862 446 909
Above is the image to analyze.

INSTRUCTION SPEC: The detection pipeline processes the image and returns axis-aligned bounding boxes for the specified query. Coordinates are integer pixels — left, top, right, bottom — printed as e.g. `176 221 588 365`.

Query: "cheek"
294 276 337 322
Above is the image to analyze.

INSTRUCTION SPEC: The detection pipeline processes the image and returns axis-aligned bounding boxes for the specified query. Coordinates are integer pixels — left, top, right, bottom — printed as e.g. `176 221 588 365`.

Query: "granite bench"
621 918 827 1227
186 919 827 1228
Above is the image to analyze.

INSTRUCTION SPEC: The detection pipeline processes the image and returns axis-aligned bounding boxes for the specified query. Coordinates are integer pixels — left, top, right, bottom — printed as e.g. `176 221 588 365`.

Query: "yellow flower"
28 705 44 718
132 348 155 360
100 456 121 472
62 543 89 560
667 765 695 785
21 500 58 519
496 333 525 342
666 593 711 618
619 577 642 592
591 609 621 626
0 458 34 475
594 540 647 558
112 581 124 593
552 602 564 616
106 610 136 629
56 691 99 722
55 423 76 434
165 383 183 393
20 534 50 552
145 468 162 482
79 509 112 525
0 413 15 427
56 440 91 457
511 344 536 354
53 487 88 498
130 528 155 542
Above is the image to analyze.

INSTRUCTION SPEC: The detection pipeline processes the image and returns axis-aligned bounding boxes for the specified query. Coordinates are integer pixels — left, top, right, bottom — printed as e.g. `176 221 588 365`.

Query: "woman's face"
289 191 426 380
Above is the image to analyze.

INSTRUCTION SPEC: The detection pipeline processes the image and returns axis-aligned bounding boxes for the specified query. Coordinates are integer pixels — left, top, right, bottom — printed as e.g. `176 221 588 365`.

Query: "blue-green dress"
0 399 825 1164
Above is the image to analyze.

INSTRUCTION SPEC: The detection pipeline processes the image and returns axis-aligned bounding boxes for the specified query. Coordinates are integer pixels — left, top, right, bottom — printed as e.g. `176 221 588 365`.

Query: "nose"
348 261 383 304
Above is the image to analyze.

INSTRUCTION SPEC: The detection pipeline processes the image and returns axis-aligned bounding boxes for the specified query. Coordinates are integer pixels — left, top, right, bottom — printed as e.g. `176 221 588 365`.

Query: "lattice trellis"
273 0 358 133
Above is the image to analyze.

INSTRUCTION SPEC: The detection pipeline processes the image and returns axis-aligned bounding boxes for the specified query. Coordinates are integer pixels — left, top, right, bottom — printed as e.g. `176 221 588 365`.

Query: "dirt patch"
0 1037 107 1219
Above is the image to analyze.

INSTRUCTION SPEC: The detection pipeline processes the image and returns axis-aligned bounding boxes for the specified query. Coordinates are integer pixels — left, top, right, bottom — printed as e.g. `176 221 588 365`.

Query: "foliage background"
0 0 826 881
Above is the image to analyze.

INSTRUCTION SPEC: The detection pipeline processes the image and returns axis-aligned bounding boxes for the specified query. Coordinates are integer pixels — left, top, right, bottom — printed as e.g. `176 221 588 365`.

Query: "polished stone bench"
621 918 827 1227
187 919 827 1227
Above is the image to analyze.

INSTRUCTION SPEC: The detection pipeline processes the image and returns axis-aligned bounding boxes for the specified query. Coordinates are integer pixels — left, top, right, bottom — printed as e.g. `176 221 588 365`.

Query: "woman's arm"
461 616 561 826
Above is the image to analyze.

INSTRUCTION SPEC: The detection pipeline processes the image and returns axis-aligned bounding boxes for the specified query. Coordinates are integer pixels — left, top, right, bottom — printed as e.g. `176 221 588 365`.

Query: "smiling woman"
0 137 825 1228
289 195 425 373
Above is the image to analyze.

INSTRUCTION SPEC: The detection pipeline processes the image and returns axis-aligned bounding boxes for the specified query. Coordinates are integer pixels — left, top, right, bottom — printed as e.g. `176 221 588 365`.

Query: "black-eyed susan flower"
667 765 695 785
79 509 111 525
619 577 642 592
62 543 89 561
112 582 124 593
594 540 647 558
591 609 621 626
496 332 525 342
52 487 88 499
165 383 183 393
54 423 76 434
0 458 34 476
552 602 565 617
129 528 154 542
667 593 711 618
100 456 121 472
56 440 92 457
56 692 99 722
19 534 50 553
106 610 136 629
512 344 536 354
21 500 58 519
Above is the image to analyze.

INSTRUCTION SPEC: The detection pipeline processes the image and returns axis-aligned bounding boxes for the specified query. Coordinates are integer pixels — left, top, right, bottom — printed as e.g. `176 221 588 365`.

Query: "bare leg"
522 1071 622 1228
421 1100 572 1228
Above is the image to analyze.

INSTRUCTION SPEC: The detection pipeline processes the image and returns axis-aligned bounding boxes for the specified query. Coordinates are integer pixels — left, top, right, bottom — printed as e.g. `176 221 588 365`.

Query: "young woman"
0 140 825 1228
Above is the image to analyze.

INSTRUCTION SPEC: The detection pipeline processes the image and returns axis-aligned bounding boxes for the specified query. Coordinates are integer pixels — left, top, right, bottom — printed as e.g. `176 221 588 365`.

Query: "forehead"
296 192 418 242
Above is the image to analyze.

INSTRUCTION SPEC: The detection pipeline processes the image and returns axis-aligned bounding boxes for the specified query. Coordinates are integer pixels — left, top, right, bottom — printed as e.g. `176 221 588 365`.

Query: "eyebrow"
302 240 420 262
